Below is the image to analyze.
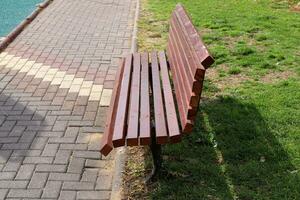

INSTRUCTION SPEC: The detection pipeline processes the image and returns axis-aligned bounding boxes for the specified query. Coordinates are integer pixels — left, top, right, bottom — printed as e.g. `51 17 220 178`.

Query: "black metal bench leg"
145 133 162 183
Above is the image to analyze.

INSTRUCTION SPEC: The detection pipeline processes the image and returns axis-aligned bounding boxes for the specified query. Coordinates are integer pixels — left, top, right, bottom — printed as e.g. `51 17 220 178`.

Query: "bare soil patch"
261 70 297 83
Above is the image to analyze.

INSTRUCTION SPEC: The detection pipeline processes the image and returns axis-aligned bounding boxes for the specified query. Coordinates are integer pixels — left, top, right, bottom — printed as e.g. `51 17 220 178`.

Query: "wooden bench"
100 4 214 180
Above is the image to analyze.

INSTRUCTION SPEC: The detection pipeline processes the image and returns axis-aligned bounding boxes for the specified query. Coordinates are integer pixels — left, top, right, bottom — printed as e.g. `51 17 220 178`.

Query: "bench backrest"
166 4 214 133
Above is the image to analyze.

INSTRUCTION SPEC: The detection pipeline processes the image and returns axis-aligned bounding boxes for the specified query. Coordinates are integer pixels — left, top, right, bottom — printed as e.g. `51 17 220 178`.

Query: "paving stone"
96 171 113 190
0 172 16 180
48 137 76 144
67 158 85 174
2 157 23 172
59 144 87 150
54 150 71 164
85 159 106 168
23 157 53 164
7 189 42 198
81 169 98 182
11 150 41 157
64 127 79 138
52 121 68 131
76 133 91 144
30 137 48 150
42 143 59 156
28 173 48 189
36 164 67 172
37 131 64 138
88 133 103 151
62 182 94 190
73 151 101 159
0 189 8 199
1 143 30 150
58 190 76 200
42 181 62 198
0 181 28 189
0 137 19 144
48 173 80 181
0 150 11 164
77 191 111 200
18 131 36 143
15 165 35 180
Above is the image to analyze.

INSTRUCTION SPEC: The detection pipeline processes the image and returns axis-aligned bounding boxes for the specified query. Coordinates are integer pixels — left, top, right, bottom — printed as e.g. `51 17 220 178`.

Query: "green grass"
132 0 300 199
153 79 300 199
139 0 300 79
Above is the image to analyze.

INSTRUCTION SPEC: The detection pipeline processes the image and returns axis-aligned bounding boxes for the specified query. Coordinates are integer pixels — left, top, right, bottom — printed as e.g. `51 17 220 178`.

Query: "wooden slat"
166 44 194 133
166 44 188 130
170 15 205 91
100 58 125 156
139 52 151 145
151 52 168 143
126 53 141 146
112 54 133 147
174 4 214 68
168 35 198 119
158 51 181 143
169 25 200 108
171 13 206 81
167 34 190 112
170 15 200 83
171 13 206 82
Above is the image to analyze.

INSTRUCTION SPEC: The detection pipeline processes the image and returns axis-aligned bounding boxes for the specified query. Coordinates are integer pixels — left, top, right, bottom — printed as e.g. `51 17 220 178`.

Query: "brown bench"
100 4 214 180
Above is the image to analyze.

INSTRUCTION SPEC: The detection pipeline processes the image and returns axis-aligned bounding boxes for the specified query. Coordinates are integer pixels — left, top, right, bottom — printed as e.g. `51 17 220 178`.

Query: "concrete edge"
110 0 140 199
0 0 54 52
110 148 127 200
130 0 140 54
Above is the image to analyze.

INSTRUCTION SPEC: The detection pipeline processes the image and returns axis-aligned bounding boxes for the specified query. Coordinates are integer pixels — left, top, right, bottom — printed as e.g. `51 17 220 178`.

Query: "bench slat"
170 15 205 93
167 35 198 119
171 13 206 82
170 16 203 81
126 53 141 146
169 26 200 108
99 58 125 156
139 52 151 145
158 51 181 143
166 44 194 132
167 35 190 113
112 54 133 147
174 5 214 68
169 29 194 106
166 44 188 131
151 52 168 143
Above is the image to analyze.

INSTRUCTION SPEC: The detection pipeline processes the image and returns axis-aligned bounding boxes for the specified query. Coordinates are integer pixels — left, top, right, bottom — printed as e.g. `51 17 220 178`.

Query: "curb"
110 0 140 199
0 0 54 52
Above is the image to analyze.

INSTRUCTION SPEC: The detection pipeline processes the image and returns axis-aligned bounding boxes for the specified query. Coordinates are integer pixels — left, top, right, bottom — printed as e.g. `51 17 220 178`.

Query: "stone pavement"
0 0 137 199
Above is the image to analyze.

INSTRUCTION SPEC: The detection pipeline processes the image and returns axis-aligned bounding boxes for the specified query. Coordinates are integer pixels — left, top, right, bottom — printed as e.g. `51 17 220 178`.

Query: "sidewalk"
0 0 137 199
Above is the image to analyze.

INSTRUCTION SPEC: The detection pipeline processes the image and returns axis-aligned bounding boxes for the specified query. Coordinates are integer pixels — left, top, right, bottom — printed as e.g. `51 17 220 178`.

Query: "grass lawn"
124 0 300 199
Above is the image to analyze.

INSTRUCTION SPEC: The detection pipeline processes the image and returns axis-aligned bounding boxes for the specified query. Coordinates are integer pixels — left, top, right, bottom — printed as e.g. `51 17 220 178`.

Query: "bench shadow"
150 96 299 199
0 93 46 166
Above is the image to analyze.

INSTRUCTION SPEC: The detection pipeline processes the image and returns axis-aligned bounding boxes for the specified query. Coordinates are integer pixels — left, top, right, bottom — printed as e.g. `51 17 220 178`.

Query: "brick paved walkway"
0 0 136 199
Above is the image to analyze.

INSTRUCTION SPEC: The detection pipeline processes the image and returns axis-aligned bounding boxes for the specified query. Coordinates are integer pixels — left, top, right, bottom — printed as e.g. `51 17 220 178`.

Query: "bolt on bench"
100 4 214 180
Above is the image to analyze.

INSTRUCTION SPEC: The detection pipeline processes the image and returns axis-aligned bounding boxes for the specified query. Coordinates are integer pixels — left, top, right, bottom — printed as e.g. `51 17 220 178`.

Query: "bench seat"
100 51 182 156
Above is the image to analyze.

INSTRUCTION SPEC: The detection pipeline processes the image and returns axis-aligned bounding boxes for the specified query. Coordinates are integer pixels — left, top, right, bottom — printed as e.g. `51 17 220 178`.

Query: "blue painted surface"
0 0 42 36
